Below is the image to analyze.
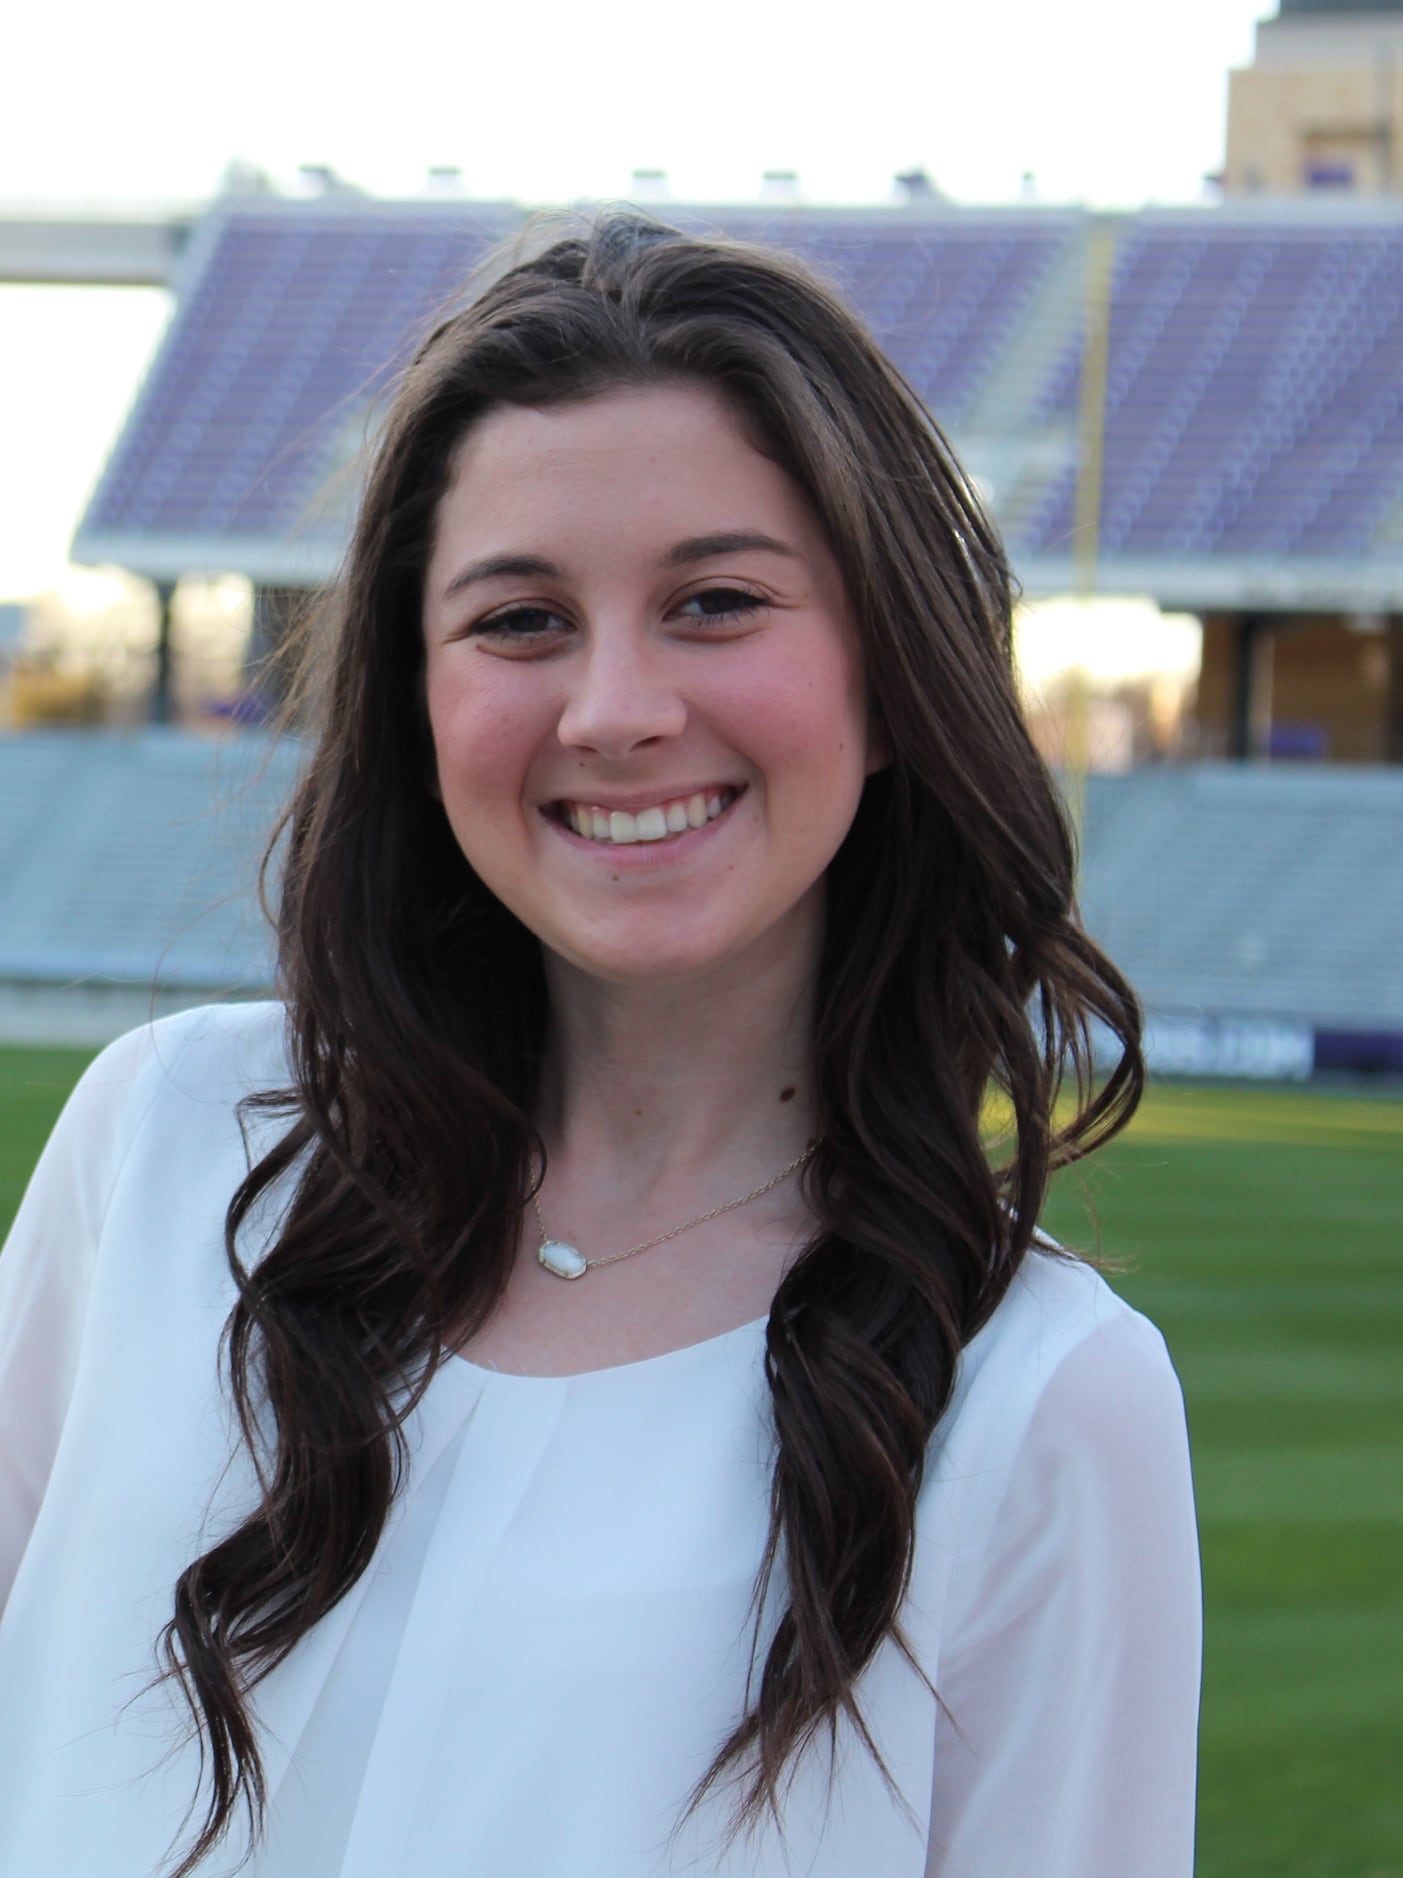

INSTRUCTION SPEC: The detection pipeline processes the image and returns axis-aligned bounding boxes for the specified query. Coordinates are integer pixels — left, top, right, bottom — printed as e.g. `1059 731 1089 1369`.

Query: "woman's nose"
555 632 688 757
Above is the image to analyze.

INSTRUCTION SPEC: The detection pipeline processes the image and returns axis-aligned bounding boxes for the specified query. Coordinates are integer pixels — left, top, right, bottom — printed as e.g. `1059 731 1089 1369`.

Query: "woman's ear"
864 706 892 777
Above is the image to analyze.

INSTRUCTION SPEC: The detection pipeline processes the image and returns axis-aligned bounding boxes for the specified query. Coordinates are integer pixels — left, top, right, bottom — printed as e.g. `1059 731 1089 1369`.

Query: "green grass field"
1043 1085 1403 1878
2 1046 1400 1875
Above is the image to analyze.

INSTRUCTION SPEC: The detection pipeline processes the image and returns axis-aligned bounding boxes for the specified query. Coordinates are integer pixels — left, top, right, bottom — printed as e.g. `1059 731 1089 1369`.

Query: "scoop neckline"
447 1310 769 1385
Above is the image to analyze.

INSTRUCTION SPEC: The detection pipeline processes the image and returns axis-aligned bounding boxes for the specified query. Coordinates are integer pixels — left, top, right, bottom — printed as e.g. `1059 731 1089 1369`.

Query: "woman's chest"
276 1352 937 1878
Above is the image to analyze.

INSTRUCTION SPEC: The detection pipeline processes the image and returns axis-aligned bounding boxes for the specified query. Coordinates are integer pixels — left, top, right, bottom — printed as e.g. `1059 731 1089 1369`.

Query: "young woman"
0 212 1200 1877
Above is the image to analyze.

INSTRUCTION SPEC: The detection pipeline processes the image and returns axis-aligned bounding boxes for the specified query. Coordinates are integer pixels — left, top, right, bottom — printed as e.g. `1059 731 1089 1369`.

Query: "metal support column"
1386 615 1403 764
1228 612 1274 761
152 581 175 724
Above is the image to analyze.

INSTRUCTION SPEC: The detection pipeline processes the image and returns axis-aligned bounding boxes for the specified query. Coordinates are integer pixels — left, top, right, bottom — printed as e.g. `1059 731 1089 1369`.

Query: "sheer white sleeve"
925 1307 1201 1878
0 1027 160 1613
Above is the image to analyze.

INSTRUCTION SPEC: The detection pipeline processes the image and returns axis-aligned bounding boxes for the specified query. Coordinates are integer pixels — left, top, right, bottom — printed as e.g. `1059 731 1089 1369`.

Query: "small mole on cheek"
779 1086 796 1104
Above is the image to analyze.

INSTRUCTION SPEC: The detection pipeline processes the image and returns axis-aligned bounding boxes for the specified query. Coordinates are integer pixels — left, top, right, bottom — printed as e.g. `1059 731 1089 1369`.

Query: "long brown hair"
160 209 1143 1873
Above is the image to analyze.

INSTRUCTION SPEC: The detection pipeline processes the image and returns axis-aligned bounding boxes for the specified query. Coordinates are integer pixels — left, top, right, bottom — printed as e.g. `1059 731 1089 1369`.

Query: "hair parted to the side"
157 208 1143 1875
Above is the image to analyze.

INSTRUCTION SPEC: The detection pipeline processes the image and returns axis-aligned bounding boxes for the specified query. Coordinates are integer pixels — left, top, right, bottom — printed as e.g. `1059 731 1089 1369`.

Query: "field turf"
1043 1085 1402 1878
2 1047 1400 1875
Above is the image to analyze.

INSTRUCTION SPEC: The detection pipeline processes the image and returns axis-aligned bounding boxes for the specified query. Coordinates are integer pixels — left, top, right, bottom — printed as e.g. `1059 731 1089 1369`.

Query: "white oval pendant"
538 1239 588 1280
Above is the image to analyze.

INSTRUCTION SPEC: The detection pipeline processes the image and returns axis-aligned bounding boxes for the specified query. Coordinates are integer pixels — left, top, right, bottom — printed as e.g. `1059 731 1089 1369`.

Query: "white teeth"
561 789 735 844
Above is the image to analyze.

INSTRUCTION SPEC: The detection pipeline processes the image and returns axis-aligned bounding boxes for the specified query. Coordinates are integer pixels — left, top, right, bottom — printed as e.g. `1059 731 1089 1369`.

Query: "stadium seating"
77 204 1073 586
713 214 1075 423
71 195 1403 605
2 734 1399 1055
1023 214 1403 562
1080 762 1403 1030
78 204 518 580
0 729 295 992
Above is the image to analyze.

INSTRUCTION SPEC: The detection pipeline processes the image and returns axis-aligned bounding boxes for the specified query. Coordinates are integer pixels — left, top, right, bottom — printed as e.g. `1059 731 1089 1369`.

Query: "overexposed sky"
0 0 1272 607
5 0 1268 209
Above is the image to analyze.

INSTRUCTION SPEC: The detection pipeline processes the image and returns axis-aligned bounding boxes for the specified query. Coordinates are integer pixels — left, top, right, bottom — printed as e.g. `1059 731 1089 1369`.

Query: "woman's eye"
676 588 766 625
471 605 567 642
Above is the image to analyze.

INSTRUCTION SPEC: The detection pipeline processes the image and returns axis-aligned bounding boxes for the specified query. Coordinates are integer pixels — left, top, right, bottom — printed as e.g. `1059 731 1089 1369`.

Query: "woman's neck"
537 933 819 1203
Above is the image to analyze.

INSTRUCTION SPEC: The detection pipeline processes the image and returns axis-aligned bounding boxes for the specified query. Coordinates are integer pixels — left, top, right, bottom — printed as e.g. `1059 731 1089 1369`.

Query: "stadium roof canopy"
74 190 1403 612
1278 0 1402 13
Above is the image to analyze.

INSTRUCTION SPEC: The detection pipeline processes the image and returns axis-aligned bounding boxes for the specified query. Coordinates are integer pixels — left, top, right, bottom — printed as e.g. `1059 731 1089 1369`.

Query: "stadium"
0 2 1399 1873
2 9 1401 1073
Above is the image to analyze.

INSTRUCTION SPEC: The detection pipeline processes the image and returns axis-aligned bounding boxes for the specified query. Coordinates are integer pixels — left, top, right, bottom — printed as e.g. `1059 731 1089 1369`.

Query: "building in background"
1225 0 1403 196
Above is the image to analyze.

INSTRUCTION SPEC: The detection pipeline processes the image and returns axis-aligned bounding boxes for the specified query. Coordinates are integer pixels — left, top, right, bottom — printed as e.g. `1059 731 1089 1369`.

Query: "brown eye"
472 606 568 640
676 588 766 624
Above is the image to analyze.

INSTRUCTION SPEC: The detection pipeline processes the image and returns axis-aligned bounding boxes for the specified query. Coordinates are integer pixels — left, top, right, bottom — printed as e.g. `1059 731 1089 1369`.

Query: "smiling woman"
0 212 1200 1878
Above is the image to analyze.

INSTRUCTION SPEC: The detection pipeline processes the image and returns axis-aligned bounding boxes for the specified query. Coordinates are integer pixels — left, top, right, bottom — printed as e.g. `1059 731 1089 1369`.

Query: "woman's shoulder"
970 1243 1168 1390
933 1244 1186 1491
71 999 290 1124
28 1002 294 1214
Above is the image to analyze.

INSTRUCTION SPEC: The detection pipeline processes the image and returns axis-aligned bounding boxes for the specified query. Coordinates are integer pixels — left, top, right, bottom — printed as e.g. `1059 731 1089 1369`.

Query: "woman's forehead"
427 384 836 591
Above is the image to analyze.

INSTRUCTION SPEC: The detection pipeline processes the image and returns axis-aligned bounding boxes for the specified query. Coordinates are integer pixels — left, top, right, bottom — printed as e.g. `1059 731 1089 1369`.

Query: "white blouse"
0 1004 1201 1878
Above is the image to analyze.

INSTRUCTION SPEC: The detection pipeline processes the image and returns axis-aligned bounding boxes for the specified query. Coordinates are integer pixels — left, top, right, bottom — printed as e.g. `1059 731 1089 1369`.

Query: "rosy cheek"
719 647 862 761
428 664 539 769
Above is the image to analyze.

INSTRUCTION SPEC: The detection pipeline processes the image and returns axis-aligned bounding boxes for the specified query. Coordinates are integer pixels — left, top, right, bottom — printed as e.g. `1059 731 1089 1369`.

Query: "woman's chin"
541 901 824 997
547 940 737 992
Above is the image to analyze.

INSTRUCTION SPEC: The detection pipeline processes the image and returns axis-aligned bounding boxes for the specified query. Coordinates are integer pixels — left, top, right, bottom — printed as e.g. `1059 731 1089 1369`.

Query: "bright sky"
7 0 1269 210
0 0 1272 670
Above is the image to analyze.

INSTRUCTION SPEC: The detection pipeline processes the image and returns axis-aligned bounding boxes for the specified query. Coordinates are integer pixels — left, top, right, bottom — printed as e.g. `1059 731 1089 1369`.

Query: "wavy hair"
159 209 1143 1873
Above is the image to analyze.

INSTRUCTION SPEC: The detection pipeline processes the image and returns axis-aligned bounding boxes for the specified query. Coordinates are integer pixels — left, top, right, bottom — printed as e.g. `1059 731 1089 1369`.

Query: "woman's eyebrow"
440 532 800 602
441 553 559 601
662 531 801 567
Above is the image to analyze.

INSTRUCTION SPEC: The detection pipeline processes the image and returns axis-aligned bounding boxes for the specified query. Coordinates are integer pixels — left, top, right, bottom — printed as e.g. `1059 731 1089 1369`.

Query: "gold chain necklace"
531 1143 817 1281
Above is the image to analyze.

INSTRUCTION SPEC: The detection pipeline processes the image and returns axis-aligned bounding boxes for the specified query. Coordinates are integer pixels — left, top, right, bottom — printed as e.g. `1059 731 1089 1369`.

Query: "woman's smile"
421 382 881 987
551 784 740 846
